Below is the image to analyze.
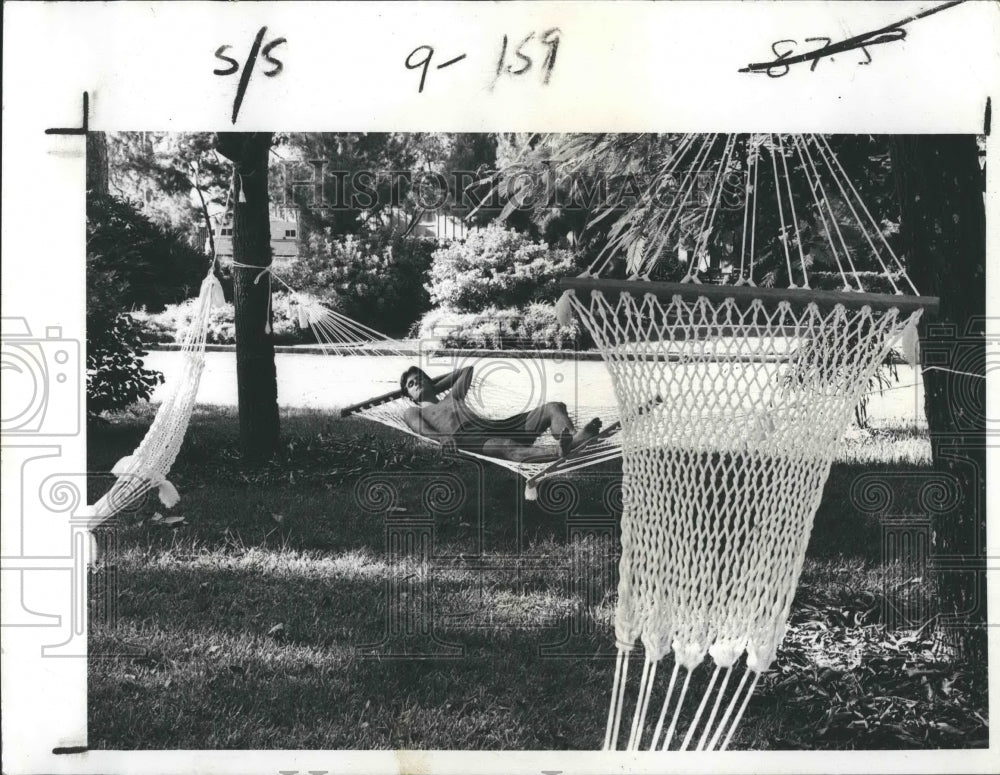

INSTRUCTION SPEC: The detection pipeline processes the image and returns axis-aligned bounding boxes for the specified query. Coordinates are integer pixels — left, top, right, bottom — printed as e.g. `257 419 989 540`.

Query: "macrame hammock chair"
549 133 937 751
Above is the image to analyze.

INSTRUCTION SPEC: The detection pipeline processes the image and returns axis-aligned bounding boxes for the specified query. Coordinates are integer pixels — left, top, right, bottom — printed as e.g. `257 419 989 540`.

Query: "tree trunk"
215 132 280 464
890 135 986 662
87 132 109 196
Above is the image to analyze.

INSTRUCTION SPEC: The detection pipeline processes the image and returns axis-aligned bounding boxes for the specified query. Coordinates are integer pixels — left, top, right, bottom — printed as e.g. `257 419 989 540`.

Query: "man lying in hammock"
400 366 602 462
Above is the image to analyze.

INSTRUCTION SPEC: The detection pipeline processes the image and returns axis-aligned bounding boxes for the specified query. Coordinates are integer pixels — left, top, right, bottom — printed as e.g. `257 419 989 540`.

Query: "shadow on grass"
87 407 985 751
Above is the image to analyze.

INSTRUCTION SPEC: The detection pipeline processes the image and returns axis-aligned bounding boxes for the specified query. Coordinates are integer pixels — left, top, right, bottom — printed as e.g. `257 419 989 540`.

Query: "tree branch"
190 162 217 268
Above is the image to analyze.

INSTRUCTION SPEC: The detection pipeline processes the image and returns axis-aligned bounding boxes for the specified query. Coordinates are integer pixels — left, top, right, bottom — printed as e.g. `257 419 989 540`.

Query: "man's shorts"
455 410 535 453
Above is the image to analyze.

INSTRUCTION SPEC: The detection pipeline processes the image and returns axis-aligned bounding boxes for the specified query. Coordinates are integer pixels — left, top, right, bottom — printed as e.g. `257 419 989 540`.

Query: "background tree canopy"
488 133 903 289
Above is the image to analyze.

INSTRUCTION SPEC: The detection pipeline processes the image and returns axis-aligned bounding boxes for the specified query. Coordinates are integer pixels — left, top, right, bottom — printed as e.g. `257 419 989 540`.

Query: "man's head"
401 366 435 404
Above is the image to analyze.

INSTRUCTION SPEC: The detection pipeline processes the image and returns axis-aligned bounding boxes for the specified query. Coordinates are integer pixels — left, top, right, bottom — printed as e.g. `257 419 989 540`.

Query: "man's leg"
517 403 602 456
481 437 561 463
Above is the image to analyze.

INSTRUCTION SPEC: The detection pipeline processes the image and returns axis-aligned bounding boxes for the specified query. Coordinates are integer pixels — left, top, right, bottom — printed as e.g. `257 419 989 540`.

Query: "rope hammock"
241 261 624 497
86 260 624 524
549 133 939 750
86 269 224 528
231 258 628 498
339 366 622 500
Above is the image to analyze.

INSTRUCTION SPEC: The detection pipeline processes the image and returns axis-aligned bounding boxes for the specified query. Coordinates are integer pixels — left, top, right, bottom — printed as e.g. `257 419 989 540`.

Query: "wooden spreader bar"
561 278 940 315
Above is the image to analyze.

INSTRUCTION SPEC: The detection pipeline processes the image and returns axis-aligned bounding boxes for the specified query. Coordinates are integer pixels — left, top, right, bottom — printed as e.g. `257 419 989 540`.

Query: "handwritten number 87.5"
766 37 871 78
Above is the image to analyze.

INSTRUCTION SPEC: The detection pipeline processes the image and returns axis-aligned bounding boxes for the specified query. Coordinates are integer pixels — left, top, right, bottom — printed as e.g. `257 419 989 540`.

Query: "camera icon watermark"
1 317 80 436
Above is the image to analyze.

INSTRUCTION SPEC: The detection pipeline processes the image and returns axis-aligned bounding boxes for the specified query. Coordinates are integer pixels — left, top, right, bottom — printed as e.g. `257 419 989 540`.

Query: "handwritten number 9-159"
404 29 561 94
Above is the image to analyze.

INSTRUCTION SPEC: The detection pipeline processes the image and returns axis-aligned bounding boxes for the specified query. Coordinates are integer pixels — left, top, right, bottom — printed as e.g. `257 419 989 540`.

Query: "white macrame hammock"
549 133 937 750
86 269 225 527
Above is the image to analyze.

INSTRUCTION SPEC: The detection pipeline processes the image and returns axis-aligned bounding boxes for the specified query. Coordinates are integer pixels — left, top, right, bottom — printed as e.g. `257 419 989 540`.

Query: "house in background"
207 205 481 267
209 207 299 268
370 207 481 241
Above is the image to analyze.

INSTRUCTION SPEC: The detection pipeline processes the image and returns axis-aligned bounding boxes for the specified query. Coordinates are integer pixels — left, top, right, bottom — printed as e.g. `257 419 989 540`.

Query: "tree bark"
215 132 280 463
890 135 986 662
86 132 109 196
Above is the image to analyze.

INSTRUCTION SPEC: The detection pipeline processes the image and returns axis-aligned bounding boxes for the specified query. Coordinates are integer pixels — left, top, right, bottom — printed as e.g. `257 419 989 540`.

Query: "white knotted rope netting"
549 132 935 750
87 270 225 528
571 291 921 751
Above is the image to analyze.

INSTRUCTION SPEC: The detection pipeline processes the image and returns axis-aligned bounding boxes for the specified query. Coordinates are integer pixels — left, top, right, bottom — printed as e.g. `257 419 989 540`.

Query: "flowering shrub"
134 291 314 345
416 303 583 350
286 230 437 337
426 225 577 312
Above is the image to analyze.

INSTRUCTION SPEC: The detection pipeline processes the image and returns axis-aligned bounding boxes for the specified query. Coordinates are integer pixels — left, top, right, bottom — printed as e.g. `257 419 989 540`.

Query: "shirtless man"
400 366 602 462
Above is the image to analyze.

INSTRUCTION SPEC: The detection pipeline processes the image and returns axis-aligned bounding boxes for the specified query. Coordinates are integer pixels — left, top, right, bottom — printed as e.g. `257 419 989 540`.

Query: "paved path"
143 351 928 426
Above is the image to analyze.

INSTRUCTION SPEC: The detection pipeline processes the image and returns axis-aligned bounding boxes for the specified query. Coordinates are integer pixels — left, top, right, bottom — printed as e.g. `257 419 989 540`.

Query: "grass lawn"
87 405 987 750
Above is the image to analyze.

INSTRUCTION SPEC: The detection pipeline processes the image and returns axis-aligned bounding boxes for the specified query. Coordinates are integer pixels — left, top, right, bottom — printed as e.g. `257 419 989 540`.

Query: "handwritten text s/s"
214 26 287 124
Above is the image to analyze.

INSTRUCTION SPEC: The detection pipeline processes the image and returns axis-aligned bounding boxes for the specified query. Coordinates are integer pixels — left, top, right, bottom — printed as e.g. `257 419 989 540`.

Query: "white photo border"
2 1 998 773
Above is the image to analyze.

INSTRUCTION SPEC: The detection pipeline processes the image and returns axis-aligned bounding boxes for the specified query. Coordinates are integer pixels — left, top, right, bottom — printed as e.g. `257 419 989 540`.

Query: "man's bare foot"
565 418 602 454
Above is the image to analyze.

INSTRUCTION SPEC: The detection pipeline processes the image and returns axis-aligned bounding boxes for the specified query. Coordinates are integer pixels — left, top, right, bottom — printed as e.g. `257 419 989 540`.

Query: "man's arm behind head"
427 366 475 400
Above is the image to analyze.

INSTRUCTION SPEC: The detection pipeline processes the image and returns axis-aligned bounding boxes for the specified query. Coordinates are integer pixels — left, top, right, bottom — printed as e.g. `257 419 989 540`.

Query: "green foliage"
86 313 163 415
286 230 437 337
87 193 208 313
487 134 903 288
134 292 312 345
86 192 207 414
108 132 232 248
427 225 577 312
417 303 582 350
286 133 499 239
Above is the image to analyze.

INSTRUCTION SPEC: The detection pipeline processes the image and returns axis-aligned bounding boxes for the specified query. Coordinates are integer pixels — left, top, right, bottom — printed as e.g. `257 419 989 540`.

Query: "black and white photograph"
1 2 997 773
80 127 988 751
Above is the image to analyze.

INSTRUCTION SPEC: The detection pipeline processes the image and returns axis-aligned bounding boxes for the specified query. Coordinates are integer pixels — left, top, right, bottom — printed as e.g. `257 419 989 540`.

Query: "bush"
426 225 577 312
416 303 582 350
87 195 197 415
286 230 437 337
134 291 315 345
87 313 163 416
87 194 208 313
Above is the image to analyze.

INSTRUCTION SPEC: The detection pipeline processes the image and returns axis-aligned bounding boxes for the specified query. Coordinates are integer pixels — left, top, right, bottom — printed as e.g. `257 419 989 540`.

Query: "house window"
284 229 297 239
220 227 233 236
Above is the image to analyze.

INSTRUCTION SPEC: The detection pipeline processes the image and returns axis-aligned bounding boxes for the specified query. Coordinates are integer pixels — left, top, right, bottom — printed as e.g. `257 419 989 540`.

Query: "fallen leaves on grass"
267 623 285 639
760 619 988 749
150 513 187 528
